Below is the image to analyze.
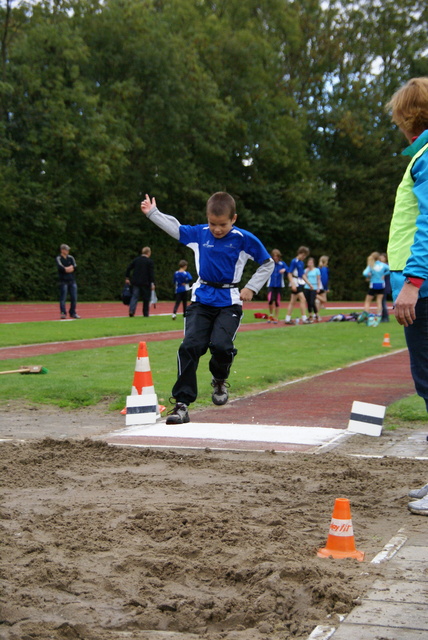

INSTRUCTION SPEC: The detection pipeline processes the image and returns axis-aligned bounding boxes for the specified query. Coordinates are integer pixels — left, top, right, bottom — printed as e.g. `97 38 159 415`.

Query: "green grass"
0 319 407 411
384 394 427 430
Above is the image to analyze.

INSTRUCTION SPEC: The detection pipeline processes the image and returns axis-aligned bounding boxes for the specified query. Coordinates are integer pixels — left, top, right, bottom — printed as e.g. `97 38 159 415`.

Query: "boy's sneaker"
357 311 369 324
284 319 294 325
211 378 229 406
166 402 189 425
408 482 428 499
408 494 428 516
172 313 177 320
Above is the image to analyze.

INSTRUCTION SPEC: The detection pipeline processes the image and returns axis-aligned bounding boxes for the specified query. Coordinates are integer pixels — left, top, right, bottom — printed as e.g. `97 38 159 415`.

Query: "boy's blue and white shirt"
174 270 193 293
288 258 306 286
268 260 288 288
147 207 273 307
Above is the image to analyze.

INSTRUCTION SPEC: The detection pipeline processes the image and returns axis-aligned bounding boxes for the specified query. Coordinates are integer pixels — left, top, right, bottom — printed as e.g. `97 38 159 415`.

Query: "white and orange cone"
123 342 164 425
317 498 365 562
382 333 391 348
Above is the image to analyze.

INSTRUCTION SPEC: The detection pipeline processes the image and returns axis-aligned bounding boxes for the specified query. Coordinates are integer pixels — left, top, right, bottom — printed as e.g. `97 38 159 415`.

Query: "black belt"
199 279 239 289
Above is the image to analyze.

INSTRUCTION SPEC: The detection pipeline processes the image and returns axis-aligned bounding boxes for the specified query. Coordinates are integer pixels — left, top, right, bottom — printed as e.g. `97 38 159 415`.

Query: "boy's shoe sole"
166 414 190 425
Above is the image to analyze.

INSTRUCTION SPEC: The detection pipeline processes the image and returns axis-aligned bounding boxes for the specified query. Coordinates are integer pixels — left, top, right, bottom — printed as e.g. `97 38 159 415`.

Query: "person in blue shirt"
172 260 193 320
386 76 428 517
284 246 312 325
267 249 287 323
358 252 390 326
304 257 321 322
316 255 330 311
141 191 274 424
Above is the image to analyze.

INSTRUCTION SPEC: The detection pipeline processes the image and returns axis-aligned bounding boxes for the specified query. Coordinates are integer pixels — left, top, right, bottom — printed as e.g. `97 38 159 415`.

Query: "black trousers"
304 288 317 314
172 302 243 406
173 291 189 316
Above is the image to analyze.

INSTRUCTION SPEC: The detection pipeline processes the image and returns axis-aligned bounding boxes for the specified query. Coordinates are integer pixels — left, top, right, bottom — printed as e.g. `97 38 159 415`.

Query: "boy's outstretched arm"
140 193 181 240
240 258 274 302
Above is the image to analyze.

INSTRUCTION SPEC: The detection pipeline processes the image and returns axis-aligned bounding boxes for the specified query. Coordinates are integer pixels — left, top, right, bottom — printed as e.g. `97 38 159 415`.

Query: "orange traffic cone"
131 341 155 395
382 333 391 348
317 498 365 561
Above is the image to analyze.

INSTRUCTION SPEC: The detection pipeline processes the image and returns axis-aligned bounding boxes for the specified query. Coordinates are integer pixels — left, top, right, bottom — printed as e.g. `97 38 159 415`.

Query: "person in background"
284 246 312 325
172 260 193 320
125 246 155 317
304 257 321 322
56 244 80 320
386 77 428 517
379 252 391 322
358 251 389 326
316 255 330 311
267 249 287 324
141 191 274 425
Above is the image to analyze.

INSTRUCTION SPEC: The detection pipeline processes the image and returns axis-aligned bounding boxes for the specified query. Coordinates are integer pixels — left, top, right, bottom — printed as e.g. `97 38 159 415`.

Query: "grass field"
1 313 418 422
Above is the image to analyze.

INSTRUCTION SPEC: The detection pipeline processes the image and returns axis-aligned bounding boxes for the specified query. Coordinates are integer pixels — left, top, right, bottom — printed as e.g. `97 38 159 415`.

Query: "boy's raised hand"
141 194 156 215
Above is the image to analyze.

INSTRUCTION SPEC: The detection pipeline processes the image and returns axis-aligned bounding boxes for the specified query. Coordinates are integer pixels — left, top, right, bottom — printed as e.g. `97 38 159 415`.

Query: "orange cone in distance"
317 498 365 562
382 333 391 347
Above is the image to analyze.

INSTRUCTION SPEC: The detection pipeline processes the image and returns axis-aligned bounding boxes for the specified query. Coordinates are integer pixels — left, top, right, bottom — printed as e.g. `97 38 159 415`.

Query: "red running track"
0 301 375 324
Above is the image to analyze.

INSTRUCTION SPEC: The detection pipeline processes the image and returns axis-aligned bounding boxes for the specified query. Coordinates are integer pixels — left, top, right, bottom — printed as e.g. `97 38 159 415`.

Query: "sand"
1 405 426 640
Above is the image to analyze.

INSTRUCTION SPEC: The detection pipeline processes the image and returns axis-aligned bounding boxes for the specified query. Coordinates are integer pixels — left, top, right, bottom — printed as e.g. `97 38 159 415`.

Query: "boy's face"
207 212 237 239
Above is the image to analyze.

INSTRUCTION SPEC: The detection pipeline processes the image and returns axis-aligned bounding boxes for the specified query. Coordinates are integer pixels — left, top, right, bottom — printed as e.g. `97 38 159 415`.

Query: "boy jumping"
141 192 274 424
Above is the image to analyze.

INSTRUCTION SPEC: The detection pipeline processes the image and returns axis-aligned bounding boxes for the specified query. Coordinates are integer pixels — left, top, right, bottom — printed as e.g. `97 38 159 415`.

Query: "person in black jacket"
125 246 155 317
56 244 80 319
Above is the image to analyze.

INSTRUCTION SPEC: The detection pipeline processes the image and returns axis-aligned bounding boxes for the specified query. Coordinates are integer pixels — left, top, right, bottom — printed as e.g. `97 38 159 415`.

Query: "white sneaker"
408 494 428 515
408 482 428 499
172 313 177 320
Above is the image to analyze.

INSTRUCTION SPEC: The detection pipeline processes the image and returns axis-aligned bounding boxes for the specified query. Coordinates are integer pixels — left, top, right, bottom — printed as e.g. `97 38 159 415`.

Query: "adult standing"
386 77 428 516
125 246 155 317
56 244 80 320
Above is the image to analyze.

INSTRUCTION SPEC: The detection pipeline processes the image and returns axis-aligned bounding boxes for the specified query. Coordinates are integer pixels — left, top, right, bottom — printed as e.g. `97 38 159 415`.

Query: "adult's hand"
394 283 419 326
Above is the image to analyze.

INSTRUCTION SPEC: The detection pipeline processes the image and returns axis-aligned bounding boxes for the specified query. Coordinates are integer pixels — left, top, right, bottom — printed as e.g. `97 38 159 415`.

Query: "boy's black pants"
172 302 243 406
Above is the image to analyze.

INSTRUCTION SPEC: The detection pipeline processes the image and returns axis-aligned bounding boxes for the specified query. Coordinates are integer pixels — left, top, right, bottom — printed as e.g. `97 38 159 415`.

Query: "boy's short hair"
387 77 428 137
297 246 310 257
206 192 236 219
178 259 188 268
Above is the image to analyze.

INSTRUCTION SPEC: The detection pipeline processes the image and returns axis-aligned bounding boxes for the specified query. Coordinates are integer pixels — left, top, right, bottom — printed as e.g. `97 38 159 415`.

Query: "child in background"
172 260 193 319
358 251 390 326
267 249 287 323
285 246 312 325
304 257 321 322
316 255 330 310
141 191 274 424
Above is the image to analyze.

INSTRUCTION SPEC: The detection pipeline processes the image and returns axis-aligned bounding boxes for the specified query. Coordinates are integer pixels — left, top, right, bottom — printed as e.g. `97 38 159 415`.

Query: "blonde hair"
387 77 428 137
318 255 329 267
367 251 380 269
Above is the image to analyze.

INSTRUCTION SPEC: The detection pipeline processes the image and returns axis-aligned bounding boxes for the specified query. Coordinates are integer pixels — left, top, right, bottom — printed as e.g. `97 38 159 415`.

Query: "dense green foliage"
1 0 427 301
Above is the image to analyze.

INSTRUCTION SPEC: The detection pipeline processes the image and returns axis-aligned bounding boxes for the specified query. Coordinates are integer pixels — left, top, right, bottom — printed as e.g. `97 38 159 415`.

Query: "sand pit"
1 431 426 640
